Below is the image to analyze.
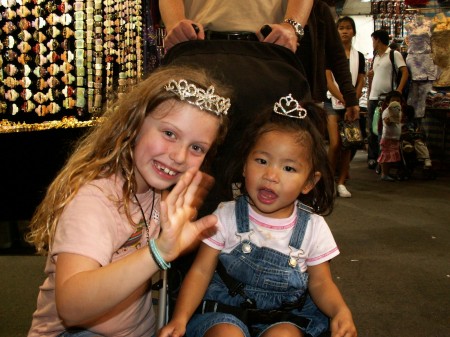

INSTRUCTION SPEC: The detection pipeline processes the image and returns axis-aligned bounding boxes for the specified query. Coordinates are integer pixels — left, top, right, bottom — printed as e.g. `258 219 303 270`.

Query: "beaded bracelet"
148 239 171 270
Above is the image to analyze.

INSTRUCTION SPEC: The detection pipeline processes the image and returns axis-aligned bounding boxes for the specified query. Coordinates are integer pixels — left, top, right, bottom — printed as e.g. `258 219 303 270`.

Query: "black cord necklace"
134 188 155 244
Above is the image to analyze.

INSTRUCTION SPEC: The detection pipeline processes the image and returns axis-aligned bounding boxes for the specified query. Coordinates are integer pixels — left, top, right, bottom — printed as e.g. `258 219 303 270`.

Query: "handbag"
339 120 364 149
372 106 381 136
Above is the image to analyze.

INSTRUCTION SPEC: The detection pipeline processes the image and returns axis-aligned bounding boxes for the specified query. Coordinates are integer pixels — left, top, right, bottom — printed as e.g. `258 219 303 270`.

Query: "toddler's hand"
330 308 357 337
158 319 186 337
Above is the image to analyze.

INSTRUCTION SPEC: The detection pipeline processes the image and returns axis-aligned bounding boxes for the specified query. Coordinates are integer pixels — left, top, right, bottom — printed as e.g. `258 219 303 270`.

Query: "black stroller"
397 105 437 180
152 40 332 337
162 39 313 215
376 94 436 180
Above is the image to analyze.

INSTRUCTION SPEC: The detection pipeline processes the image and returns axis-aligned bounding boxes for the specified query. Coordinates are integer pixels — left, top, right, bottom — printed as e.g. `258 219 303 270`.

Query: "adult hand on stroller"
156 167 217 263
258 23 299 53
164 20 204 49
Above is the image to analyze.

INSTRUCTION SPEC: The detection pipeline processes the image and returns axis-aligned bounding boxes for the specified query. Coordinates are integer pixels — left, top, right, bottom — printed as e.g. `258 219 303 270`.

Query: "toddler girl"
159 94 356 337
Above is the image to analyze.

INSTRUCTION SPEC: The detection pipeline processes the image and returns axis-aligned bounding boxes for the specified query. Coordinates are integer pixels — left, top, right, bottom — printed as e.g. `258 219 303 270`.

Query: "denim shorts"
186 312 306 337
186 312 250 337
188 292 328 337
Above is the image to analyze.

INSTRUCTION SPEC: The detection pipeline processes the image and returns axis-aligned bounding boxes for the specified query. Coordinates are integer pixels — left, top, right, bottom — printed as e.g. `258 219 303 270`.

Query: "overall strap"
235 196 310 249
288 206 310 249
235 195 250 233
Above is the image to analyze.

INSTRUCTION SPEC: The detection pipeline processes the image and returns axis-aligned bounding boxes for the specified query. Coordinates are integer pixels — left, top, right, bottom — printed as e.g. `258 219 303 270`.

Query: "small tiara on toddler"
273 94 307 119
164 79 230 116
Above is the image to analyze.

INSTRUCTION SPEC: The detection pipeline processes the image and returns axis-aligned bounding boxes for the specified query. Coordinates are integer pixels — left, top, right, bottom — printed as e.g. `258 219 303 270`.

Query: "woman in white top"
326 16 366 198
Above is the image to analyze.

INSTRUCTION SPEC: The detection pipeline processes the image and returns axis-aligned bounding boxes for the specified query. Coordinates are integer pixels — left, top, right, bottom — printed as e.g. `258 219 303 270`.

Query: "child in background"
26 65 231 337
378 91 403 181
159 95 357 337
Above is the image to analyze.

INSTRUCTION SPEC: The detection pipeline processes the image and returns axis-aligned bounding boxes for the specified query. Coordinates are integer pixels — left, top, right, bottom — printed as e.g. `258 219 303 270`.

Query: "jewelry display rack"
370 0 417 39
0 0 161 132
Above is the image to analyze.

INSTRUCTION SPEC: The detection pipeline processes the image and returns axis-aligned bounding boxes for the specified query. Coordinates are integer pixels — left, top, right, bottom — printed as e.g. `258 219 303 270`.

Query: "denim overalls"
186 197 329 337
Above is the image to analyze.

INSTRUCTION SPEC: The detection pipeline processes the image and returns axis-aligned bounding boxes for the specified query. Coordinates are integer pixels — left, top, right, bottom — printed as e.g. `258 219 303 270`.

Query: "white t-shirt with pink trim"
204 200 339 273
28 176 160 337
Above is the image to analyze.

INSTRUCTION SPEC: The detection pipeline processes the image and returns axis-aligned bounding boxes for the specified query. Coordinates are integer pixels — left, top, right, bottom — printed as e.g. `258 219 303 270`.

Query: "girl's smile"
153 160 179 180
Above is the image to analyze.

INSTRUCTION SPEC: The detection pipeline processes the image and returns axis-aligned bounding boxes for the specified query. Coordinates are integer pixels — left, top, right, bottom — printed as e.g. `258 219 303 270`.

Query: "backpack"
389 50 409 97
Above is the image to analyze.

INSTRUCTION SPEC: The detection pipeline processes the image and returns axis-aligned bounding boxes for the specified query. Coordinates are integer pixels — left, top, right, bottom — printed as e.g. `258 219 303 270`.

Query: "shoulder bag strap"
389 49 398 91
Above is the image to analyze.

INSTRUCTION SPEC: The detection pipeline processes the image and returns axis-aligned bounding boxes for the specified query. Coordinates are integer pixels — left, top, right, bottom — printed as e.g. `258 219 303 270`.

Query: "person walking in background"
326 16 366 198
296 0 360 121
159 95 357 337
367 29 409 170
26 65 231 337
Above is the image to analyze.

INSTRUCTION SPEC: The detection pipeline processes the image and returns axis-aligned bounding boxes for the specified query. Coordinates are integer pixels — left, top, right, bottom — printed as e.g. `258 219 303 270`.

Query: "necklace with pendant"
133 188 155 243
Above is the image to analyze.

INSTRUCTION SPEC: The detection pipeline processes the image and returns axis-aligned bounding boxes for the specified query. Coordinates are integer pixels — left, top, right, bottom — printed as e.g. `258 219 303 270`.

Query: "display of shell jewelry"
0 0 158 126
0 116 105 133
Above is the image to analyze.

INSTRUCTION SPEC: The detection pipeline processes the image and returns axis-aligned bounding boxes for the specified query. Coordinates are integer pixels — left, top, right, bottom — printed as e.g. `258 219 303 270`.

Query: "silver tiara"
273 94 307 119
164 79 230 116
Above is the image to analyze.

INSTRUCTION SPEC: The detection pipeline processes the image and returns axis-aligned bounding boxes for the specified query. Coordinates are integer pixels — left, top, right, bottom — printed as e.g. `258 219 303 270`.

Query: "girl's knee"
204 323 246 337
260 322 304 337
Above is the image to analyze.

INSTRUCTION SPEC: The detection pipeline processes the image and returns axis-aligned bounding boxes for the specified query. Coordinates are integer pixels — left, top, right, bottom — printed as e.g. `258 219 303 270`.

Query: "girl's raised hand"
156 167 218 262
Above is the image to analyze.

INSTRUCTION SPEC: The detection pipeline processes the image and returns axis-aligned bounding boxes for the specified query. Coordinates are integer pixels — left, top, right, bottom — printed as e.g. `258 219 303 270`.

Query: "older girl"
27 65 231 337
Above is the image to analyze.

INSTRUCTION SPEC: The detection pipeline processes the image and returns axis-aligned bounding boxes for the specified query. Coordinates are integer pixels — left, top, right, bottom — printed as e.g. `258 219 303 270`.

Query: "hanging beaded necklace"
133 189 155 244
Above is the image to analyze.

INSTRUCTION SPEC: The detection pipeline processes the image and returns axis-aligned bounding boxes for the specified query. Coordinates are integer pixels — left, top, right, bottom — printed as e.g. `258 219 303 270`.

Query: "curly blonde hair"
26 65 231 255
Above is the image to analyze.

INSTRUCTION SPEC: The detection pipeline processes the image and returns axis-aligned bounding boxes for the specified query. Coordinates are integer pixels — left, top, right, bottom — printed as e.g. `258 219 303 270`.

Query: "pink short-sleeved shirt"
28 176 160 337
